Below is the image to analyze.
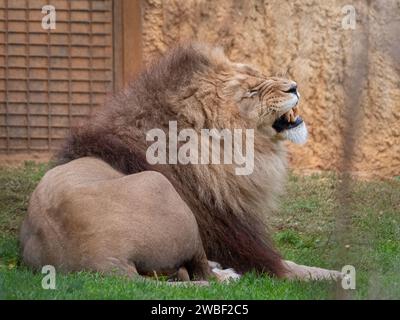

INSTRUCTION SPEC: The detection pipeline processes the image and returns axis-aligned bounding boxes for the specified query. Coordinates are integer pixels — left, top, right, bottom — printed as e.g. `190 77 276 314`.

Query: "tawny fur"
20 157 211 281
56 43 307 277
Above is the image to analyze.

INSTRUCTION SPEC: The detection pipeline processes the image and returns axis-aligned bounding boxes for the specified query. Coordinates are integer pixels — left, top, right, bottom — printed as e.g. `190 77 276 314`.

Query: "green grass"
0 162 399 299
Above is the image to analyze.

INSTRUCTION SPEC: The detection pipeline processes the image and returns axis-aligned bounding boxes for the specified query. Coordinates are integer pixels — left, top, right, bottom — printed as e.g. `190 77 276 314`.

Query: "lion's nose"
285 83 298 94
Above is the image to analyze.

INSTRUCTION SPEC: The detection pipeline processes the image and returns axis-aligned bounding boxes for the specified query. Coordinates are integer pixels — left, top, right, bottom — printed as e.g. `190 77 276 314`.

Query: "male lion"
57 43 340 280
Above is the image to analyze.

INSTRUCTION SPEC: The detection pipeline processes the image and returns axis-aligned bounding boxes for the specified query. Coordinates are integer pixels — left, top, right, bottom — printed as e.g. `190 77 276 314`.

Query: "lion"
20 157 212 282
56 42 340 280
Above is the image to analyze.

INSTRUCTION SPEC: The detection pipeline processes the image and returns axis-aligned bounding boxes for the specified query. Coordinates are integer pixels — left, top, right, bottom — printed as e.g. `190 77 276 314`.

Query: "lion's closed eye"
246 89 258 98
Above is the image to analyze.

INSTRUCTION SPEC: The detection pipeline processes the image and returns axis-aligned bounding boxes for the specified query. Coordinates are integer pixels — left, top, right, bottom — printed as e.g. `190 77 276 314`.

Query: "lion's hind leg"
91 255 212 286
164 266 208 286
176 266 190 281
185 250 212 281
89 256 141 278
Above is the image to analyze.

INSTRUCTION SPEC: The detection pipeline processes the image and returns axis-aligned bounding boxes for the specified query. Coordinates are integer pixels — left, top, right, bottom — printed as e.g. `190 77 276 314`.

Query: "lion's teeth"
293 106 299 117
284 110 297 123
290 111 296 123
284 108 299 123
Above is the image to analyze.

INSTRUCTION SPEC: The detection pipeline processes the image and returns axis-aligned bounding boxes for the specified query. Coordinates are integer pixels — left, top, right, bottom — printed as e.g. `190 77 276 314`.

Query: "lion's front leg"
282 260 343 281
207 260 343 282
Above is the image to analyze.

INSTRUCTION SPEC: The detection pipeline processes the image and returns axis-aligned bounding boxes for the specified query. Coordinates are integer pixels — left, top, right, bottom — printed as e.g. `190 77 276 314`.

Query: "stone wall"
140 0 400 178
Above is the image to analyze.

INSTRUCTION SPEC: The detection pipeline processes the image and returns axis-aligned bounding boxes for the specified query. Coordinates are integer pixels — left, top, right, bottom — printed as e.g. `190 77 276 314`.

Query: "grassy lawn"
0 162 399 299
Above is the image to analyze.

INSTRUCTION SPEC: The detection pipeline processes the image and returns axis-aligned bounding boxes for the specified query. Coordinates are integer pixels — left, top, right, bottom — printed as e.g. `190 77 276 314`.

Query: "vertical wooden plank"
113 0 123 91
24 0 31 151
113 0 142 91
122 0 142 84
4 0 10 152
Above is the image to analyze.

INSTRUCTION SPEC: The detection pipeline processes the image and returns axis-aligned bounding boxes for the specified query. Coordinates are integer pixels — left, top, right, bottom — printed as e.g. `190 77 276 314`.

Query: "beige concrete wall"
140 0 400 178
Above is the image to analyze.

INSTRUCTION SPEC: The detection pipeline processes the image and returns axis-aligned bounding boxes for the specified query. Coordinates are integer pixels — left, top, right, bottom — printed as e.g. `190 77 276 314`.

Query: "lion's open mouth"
272 106 308 144
272 106 301 133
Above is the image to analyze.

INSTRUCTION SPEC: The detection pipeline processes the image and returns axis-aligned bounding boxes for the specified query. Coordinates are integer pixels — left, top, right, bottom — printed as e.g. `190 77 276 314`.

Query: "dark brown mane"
57 43 286 277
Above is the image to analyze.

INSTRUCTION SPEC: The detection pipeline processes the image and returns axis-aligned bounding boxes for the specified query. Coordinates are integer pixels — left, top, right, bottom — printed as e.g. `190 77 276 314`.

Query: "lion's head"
159 43 307 145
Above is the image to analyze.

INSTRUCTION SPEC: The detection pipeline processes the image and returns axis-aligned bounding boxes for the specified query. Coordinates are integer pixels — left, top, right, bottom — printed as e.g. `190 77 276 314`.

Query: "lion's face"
199 45 305 143
224 64 299 127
